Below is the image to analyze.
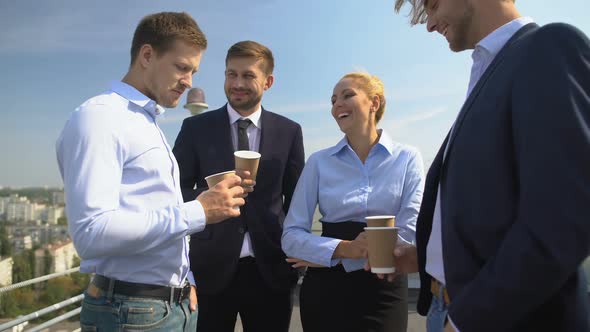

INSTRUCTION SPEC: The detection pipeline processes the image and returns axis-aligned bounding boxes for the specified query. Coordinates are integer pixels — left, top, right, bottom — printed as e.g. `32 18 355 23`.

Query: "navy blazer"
416 23 590 331
173 105 304 294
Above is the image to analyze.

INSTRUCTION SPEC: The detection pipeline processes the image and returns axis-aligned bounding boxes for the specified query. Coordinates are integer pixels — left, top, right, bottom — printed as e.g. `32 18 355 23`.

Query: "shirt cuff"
181 200 206 234
187 271 196 286
398 234 413 245
319 238 341 267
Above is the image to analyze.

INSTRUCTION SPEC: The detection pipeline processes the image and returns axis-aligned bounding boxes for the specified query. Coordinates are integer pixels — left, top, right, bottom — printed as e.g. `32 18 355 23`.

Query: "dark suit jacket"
416 23 590 331
173 105 304 294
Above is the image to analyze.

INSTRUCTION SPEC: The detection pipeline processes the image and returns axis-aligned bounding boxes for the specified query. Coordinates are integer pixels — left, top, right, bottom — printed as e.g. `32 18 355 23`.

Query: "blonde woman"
282 72 425 332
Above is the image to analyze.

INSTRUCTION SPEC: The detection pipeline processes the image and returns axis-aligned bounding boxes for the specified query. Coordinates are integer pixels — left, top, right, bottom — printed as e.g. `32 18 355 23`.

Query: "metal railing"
0 267 83 332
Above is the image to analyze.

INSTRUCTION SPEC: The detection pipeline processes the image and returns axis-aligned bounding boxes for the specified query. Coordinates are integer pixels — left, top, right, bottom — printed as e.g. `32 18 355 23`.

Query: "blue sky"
1 0 588 187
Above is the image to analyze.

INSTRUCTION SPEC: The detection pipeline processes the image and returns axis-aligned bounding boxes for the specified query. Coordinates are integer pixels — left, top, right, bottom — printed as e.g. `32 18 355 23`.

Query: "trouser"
196 257 294 332
80 278 197 332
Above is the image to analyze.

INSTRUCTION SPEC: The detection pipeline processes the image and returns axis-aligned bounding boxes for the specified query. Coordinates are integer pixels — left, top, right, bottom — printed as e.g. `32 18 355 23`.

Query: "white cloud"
387 106 448 130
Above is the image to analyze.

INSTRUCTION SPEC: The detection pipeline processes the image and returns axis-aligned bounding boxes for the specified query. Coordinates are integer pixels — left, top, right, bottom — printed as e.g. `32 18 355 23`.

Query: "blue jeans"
80 286 198 332
426 288 449 332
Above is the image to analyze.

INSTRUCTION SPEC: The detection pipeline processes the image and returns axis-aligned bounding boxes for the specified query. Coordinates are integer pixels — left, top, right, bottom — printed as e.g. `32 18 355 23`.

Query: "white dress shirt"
56 81 206 286
425 16 534 290
227 103 261 258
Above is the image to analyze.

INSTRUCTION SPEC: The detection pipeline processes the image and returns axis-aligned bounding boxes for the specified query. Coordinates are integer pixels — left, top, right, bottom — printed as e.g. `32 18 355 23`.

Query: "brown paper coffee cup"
234 150 261 181
364 226 398 273
205 170 236 188
365 215 395 228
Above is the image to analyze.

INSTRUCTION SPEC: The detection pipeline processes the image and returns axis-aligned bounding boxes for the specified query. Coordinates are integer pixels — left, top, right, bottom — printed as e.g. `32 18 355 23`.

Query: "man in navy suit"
173 40 304 332
383 1 590 331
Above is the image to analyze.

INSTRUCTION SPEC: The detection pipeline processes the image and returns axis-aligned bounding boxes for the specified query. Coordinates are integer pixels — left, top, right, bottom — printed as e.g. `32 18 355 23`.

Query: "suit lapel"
443 23 539 165
258 108 272 164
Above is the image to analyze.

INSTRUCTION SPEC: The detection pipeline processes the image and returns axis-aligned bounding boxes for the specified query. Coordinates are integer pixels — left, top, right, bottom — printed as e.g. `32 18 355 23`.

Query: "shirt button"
238 227 245 234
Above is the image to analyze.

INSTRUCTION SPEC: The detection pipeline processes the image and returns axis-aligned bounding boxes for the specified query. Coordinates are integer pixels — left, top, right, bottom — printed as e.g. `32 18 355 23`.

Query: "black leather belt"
91 275 191 303
321 221 366 240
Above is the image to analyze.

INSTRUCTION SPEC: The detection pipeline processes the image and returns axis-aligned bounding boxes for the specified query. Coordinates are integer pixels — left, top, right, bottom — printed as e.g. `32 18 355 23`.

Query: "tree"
0 225 11 257
43 249 53 276
57 217 67 225
12 251 33 283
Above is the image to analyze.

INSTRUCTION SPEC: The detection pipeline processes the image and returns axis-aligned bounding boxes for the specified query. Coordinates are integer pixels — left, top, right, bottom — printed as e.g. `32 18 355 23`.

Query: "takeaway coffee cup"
365 215 395 228
205 170 236 188
364 226 398 273
204 170 239 210
234 150 261 182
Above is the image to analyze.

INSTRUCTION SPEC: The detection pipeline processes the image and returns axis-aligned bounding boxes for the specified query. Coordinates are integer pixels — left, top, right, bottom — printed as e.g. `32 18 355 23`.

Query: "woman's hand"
333 232 368 259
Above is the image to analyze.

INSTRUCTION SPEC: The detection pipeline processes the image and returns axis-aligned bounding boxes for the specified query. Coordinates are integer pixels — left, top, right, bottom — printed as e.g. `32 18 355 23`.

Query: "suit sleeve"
173 119 204 202
449 24 590 331
282 123 305 213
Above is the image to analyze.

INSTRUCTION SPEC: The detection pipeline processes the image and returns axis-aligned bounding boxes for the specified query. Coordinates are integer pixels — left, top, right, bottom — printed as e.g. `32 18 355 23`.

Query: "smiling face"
142 39 203 108
224 56 273 116
425 0 476 52
331 77 379 135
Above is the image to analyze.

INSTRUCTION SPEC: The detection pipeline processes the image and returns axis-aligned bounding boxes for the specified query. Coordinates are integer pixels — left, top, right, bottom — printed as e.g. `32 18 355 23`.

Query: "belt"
91 275 191 303
431 279 451 305
321 221 365 241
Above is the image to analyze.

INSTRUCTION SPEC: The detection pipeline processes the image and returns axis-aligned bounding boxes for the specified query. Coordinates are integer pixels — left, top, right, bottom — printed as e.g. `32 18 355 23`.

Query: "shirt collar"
473 17 534 59
227 103 262 129
110 81 166 117
330 129 395 156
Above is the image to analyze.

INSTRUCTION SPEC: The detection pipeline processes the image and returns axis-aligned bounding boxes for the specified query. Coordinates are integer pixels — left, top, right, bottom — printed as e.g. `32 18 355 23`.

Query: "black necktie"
237 119 252 151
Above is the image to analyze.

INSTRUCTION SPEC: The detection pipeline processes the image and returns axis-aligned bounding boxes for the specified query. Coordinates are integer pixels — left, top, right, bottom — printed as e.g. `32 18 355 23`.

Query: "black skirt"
299 221 409 332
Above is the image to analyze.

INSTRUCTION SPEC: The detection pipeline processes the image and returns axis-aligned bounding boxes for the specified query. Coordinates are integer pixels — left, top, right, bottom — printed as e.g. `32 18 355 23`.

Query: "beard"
448 1 475 52
226 89 262 113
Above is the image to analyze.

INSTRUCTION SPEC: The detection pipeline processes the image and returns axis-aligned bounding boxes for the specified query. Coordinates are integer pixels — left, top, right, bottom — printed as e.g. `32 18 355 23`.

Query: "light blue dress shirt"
282 130 424 272
56 81 206 287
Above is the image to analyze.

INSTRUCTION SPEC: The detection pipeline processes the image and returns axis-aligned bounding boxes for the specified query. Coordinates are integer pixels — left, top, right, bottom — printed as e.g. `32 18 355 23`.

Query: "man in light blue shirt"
56 12 249 332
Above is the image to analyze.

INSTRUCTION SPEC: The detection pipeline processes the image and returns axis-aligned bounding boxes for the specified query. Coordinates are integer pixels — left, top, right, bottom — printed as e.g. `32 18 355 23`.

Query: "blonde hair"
341 72 386 123
394 0 517 25
394 0 427 25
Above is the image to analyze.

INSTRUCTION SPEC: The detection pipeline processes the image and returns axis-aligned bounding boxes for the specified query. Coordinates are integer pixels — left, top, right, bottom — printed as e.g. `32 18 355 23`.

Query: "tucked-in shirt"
56 81 206 287
227 103 261 258
426 16 534 286
282 130 424 272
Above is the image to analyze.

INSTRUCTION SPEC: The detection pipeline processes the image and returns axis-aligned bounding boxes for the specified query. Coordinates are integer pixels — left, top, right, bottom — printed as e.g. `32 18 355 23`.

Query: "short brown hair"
225 40 274 75
342 72 387 123
130 12 207 64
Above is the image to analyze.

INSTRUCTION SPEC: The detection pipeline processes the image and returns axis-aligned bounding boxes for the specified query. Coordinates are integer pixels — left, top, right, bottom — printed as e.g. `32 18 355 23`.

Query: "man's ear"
138 44 155 69
264 74 274 91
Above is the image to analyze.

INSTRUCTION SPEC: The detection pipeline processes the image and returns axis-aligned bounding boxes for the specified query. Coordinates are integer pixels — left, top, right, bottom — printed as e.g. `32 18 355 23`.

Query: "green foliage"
0 188 55 204
57 217 68 225
0 287 36 317
12 251 33 283
0 272 89 321
0 225 11 257
43 249 53 276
